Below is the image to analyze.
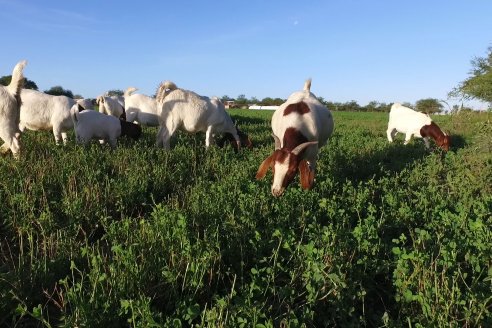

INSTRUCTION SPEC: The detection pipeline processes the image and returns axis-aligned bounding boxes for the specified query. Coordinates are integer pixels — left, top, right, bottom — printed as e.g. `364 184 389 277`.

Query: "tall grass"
0 110 491 327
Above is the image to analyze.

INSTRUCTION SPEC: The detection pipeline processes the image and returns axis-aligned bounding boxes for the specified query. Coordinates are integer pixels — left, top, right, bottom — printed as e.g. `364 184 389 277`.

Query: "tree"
249 96 259 104
0 75 38 90
44 86 74 98
106 89 124 97
415 98 443 114
450 46 492 104
235 94 248 107
337 100 361 111
221 95 233 102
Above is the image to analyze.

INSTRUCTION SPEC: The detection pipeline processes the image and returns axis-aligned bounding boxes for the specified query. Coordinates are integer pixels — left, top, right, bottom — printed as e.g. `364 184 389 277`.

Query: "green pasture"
0 110 491 327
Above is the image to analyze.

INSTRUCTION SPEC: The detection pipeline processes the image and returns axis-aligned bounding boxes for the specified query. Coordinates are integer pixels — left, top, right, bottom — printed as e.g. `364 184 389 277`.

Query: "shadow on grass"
327 142 430 183
450 134 467 151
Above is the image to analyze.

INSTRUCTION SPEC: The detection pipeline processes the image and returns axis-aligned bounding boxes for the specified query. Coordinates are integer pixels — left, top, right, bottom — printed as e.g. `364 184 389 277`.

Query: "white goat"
0 60 27 158
70 104 142 148
124 87 160 126
76 98 95 110
387 103 450 150
96 95 126 120
104 92 125 108
155 81 245 150
18 89 76 144
256 79 334 197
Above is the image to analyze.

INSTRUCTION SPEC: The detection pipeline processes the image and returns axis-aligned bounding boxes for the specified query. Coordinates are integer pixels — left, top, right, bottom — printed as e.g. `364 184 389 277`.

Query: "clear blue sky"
1 0 491 109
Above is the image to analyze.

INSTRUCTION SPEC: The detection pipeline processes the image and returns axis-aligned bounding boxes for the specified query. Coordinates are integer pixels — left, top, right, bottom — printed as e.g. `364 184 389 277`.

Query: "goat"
216 116 253 150
96 95 126 120
70 104 141 148
256 79 334 197
124 87 160 126
0 60 27 158
155 81 250 150
18 89 76 145
76 98 95 110
387 103 450 151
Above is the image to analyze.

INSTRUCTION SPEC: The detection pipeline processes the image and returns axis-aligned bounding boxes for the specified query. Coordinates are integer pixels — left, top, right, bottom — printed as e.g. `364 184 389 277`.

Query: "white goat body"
71 105 141 148
18 89 76 144
0 60 27 157
76 98 95 110
155 81 241 149
124 87 159 126
97 95 125 119
387 103 431 143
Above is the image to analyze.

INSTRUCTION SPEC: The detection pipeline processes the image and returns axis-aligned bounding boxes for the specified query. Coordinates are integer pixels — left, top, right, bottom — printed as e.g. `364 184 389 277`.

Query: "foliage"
106 89 124 97
0 111 490 327
221 95 233 102
44 85 74 98
415 98 444 113
450 46 492 104
260 97 285 106
0 75 38 90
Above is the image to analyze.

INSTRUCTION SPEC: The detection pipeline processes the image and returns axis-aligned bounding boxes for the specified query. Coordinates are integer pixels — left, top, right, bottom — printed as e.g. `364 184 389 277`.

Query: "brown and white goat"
387 103 450 151
256 79 334 197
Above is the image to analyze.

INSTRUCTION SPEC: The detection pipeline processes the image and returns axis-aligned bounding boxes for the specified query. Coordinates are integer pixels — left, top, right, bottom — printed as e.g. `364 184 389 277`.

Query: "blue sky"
1 0 491 109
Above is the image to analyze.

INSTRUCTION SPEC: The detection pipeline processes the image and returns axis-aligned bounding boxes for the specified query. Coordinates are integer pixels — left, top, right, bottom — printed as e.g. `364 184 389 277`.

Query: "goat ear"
292 141 318 156
299 160 314 190
272 133 281 150
77 104 84 112
255 154 274 180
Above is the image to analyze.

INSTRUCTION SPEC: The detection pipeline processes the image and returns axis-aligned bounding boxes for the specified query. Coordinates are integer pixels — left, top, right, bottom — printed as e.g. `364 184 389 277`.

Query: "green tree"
338 100 361 111
415 98 443 114
235 94 248 107
106 89 124 97
0 75 38 90
249 96 259 104
260 97 274 106
450 46 492 104
44 86 74 98
221 95 233 102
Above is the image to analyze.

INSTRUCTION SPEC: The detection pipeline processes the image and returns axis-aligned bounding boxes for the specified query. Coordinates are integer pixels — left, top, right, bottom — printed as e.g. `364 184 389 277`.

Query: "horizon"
1 0 491 109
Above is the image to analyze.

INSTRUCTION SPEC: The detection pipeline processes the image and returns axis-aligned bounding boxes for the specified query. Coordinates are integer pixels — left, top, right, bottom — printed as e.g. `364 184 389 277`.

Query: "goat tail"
7 60 27 97
156 80 178 103
70 103 83 126
303 78 312 92
124 86 138 98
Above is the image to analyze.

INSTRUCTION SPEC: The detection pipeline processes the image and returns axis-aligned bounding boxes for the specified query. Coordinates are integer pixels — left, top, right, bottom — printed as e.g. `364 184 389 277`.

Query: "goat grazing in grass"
124 87 160 127
387 103 450 151
155 81 251 150
76 98 95 110
70 104 141 148
96 95 126 120
256 79 334 197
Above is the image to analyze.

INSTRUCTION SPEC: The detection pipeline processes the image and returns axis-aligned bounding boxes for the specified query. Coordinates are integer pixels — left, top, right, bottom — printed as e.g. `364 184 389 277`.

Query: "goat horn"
272 133 281 150
291 141 318 156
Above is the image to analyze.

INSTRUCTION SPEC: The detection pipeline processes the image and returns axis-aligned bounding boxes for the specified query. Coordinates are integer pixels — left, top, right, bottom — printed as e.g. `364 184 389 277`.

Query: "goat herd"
0 60 451 197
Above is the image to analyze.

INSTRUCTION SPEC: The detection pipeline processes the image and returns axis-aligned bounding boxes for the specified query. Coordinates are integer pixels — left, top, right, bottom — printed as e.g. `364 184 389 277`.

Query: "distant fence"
248 105 279 110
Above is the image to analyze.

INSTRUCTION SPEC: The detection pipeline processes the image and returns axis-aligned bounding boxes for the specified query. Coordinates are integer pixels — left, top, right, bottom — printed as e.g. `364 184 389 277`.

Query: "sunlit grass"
0 110 490 327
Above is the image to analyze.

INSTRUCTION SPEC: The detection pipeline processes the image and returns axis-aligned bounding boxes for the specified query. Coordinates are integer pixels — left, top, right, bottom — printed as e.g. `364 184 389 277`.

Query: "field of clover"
1 109 490 327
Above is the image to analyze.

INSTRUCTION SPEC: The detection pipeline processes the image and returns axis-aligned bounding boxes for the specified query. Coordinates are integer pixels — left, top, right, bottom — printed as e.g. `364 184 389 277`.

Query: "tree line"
1 45 491 113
